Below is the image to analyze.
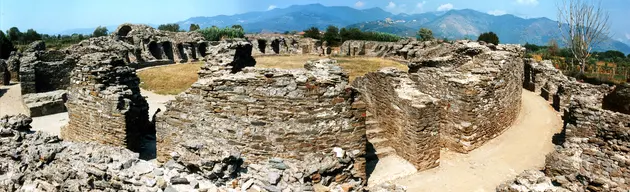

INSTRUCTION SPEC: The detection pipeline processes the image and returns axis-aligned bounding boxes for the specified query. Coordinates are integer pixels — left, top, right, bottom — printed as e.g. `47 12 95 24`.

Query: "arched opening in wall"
162 42 174 61
271 39 280 54
190 44 198 60
198 43 208 58
148 42 162 60
257 39 267 53
117 25 132 37
230 44 256 73
177 44 188 61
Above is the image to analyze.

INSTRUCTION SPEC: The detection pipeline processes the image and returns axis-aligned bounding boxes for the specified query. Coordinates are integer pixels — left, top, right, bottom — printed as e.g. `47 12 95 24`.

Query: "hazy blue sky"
1 0 628 39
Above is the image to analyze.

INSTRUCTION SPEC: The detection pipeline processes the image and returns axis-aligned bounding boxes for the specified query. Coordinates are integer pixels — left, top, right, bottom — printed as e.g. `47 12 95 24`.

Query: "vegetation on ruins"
197 26 245 41
189 24 200 31
323 25 341 46
417 28 434 41
477 32 500 45
92 26 108 37
157 23 182 32
4 27 90 51
557 0 610 74
0 31 16 59
303 27 322 39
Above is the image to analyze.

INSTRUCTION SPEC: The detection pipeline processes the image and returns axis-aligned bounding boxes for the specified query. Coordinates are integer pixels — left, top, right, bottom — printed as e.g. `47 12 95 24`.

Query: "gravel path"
382 89 563 191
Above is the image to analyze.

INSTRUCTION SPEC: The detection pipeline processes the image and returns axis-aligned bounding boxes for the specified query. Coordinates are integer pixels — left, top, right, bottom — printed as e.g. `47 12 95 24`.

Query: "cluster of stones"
61 52 151 154
498 60 630 191
155 40 369 190
245 34 331 56
1 114 390 192
352 40 524 171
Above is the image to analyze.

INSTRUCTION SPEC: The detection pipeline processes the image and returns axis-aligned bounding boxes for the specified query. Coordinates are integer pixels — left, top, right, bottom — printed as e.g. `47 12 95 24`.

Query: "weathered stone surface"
246 34 323 56
62 52 150 152
340 40 397 57
0 59 9 85
353 40 524 170
603 83 630 114
22 90 67 117
18 41 76 95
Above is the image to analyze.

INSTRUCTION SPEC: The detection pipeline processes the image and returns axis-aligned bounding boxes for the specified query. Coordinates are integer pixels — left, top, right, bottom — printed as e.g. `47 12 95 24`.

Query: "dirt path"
388 89 563 192
141 88 175 120
0 84 29 116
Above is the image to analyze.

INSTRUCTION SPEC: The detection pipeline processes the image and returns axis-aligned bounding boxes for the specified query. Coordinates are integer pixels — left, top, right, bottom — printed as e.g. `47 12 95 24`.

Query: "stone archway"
148 42 162 60
177 44 188 61
271 39 280 54
162 42 174 61
117 25 132 37
257 39 267 53
198 43 208 58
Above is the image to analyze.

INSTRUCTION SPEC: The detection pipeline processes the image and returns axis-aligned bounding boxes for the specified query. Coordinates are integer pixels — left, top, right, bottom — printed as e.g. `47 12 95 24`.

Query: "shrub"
304 27 321 39
158 23 181 32
197 27 245 41
477 32 499 45
417 28 433 41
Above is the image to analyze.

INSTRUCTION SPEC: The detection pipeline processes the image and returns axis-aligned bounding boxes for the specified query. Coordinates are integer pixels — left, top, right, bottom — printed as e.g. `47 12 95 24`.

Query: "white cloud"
487 9 507 16
625 33 630 40
516 0 539 6
355 1 365 8
417 1 427 9
386 1 396 9
437 3 454 11
267 5 277 10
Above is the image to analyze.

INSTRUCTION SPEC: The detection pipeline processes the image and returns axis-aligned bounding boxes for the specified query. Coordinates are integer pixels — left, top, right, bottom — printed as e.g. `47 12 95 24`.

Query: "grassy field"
256 55 408 81
137 56 408 95
137 63 204 95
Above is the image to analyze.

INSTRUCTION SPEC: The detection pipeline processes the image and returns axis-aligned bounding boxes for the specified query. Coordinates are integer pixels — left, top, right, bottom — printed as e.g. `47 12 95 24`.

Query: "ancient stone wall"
603 83 630 114
18 41 76 94
113 24 207 64
353 69 442 171
22 90 67 117
340 40 397 57
156 41 367 181
246 34 326 56
0 59 9 85
62 52 150 152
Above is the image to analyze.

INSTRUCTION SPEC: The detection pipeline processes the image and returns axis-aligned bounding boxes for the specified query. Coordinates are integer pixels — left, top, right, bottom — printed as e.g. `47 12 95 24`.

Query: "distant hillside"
349 9 630 54
177 4 394 33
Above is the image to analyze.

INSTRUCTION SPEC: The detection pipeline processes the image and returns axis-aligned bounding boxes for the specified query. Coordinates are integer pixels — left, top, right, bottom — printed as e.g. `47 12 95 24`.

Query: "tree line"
301 26 402 46
0 26 110 59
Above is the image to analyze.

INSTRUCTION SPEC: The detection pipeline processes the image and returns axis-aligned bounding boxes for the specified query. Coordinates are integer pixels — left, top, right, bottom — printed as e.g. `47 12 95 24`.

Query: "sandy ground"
380 89 563 192
0 83 174 135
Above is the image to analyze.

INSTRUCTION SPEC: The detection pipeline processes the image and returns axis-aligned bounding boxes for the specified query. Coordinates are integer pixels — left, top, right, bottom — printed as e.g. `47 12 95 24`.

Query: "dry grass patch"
137 63 203 95
255 55 408 81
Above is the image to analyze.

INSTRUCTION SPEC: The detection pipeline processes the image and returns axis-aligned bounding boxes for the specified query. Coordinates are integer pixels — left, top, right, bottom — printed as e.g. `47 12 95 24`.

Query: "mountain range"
59 4 630 54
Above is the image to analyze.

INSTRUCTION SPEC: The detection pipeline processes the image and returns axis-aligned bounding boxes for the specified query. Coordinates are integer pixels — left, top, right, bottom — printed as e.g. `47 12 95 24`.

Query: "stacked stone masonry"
156 40 368 182
0 59 9 85
62 52 150 152
352 40 524 170
246 34 331 56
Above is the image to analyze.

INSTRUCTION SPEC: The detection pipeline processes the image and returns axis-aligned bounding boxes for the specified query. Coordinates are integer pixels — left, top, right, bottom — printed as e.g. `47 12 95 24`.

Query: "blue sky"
1 0 628 39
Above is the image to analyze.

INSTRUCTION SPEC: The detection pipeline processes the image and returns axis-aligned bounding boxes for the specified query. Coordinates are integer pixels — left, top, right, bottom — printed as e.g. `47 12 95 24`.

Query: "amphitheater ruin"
0 23 629 192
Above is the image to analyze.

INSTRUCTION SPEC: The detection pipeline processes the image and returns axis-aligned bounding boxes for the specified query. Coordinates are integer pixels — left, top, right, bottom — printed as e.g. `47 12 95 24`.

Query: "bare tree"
557 0 610 74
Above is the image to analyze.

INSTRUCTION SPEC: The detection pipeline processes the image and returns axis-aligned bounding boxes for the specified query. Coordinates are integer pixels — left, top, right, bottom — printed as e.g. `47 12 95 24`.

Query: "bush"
477 32 499 45
337 27 400 42
417 28 433 41
304 27 321 39
92 26 108 37
0 31 15 59
158 24 181 32
197 27 244 41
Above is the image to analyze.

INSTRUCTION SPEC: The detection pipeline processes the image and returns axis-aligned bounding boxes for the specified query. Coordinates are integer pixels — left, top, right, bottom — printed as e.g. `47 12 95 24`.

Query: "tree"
231 25 243 31
158 23 181 32
6 27 22 44
189 24 200 31
303 27 321 39
627 54 630 59
417 28 433 41
477 32 499 45
23 29 42 43
548 39 559 56
0 31 15 59
92 26 108 37
557 0 610 73
323 25 340 46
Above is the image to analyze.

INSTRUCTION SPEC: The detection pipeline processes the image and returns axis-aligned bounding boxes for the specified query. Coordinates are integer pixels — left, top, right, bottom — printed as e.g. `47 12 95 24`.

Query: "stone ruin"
0 59 9 85
155 40 368 190
340 40 397 58
61 52 151 153
246 34 331 56
353 40 524 170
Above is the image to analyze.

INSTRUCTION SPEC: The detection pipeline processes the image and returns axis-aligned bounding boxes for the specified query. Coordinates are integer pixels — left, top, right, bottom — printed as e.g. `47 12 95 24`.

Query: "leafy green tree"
189 24 200 31
0 31 15 59
23 29 42 43
231 25 243 30
303 27 321 39
477 32 499 45
417 28 433 41
158 23 181 32
197 27 245 41
6 27 22 44
322 25 340 46
92 26 108 37
627 54 630 58
283 31 290 35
